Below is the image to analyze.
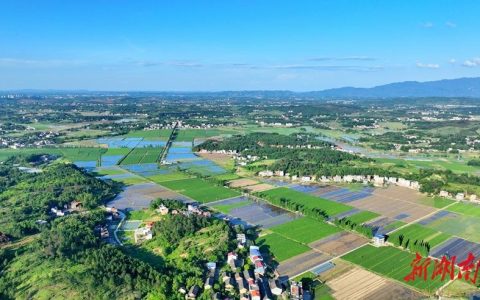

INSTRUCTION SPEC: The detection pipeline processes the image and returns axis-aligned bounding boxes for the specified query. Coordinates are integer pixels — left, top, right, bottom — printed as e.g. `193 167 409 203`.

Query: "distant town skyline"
1 0 479 91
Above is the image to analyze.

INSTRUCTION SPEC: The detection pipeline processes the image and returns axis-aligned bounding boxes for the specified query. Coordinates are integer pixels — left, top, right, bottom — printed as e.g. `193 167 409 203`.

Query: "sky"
0 0 479 91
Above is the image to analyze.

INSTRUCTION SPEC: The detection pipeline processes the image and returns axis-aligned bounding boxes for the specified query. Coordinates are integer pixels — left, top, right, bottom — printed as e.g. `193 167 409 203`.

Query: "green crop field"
447 202 480 218
124 129 173 139
104 148 131 156
94 167 127 176
425 213 480 242
417 196 455 208
257 187 352 217
160 178 241 203
257 233 310 262
213 173 241 181
0 147 106 162
383 221 406 232
342 245 445 293
175 129 236 141
147 172 192 183
120 147 163 165
388 224 450 248
211 200 251 214
346 211 380 224
270 217 342 244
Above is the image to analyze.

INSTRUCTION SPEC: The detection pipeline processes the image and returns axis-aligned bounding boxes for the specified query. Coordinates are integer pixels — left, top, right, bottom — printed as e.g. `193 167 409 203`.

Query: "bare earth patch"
277 250 332 277
309 232 368 256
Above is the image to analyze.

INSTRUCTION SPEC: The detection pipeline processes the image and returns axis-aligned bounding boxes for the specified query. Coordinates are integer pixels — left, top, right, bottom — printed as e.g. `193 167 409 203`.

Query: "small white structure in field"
134 227 153 243
456 193 465 201
373 234 386 247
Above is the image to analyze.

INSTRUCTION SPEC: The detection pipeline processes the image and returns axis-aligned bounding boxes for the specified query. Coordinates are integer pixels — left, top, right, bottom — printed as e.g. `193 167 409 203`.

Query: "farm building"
373 233 386 247
134 227 153 243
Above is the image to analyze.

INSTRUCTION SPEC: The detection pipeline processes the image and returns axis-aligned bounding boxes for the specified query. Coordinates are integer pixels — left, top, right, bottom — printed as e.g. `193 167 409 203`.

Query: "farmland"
257 187 353 217
124 129 173 139
342 245 445 293
257 233 310 262
159 178 241 203
119 147 163 165
387 223 451 248
447 202 480 217
270 217 342 244
346 211 380 224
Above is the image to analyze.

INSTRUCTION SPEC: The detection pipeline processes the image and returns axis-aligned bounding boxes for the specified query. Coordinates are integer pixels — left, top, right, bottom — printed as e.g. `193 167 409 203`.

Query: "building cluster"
257 171 421 190
0 131 60 149
439 190 479 203
154 203 211 218
185 237 301 300
49 200 83 218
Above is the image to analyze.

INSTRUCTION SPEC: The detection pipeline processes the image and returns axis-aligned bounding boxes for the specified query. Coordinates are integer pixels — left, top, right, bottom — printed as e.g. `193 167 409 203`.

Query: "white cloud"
308 56 375 61
446 21 457 28
416 62 440 69
449 59 456 64
421 22 434 28
462 58 480 67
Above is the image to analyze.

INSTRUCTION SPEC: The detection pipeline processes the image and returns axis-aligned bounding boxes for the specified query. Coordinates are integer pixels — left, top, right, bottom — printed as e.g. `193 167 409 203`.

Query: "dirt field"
327 267 423 300
197 152 233 168
107 183 192 210
277 250 332 277
309 232 368 256
347 186 435 222
228 178 259 188
245 183 276 192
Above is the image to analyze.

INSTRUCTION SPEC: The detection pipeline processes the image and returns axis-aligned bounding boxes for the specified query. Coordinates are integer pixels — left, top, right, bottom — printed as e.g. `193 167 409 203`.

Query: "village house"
227 252 238 270
134 227 153 243
269 279 283 296
456 193 465 201
236 273 248 294
69 200 83 211
204 276 214 290
373 233 386 247
290 281 303 300
249 246 265 275
187 285 200 299
156 204 169 215
237 233 247 248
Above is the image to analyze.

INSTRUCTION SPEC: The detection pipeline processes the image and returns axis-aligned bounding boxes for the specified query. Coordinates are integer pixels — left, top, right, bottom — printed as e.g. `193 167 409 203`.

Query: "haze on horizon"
1 0 479 91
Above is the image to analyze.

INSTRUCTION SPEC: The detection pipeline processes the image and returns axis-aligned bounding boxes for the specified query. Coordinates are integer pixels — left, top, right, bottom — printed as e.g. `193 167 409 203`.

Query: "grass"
388 224 451 248
211 200 250 214
160 178 241 203
257 187 352 217
147 172 192 183
270 217 342 244
342 245 445 293
417 196 455 208
447 202 480 218
257 233 310 262
120 147 163 165
346 211 380 224
126 209 158 221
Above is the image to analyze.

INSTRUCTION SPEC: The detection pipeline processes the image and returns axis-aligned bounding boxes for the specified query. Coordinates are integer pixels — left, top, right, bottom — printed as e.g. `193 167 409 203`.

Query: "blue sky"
1 0 479 91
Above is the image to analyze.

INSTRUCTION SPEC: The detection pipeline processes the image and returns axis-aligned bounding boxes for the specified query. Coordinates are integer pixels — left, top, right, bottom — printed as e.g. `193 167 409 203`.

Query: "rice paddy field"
97 137 143 148
446 202 480 217
257 232 310 262
124 129 173 139
175 129 237 141
119 147 163 165
387 223 451 248
270 217 342 244
0 147 107 162
342 245 445 294
147 172 192 183
210 199 251 214
346 211 380 224
257 187 353 217
423 211 480 242
159 178 241 203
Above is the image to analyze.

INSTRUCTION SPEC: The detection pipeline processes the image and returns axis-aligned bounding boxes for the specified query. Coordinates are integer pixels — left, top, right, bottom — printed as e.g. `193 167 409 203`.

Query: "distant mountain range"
309 77 480 98
2 77 480 98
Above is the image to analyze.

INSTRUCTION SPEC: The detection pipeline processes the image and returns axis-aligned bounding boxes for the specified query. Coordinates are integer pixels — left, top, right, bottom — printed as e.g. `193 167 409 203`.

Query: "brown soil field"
327 267 423 300
245 183 276 192
347 186 435 222
277 250 332 277
309 232 368 256
228 178 259 188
